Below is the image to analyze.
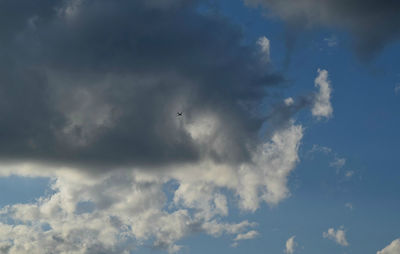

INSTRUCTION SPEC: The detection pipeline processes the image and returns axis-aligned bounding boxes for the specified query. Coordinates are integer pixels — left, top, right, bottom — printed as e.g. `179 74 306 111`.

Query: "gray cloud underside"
245 0 400 60
0 0 285 169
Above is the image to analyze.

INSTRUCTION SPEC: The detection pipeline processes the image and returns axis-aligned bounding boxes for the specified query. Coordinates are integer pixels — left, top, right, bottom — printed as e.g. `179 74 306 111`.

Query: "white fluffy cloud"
377 239 400 254
284 236 297 254
323 227 349 246
0 169 255 254
312 69 333 119
0 120 304 253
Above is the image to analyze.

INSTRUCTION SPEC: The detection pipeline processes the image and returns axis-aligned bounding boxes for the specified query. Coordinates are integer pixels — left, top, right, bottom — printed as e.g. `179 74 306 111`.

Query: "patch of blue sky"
0 175 52 208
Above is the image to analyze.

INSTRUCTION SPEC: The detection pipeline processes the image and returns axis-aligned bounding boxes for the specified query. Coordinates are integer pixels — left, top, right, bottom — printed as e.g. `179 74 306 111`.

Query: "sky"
0 0 399 253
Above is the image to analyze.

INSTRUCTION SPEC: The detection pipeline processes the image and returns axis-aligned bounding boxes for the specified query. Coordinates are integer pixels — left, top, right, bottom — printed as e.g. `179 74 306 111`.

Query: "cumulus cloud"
312 69 333 119
284 236 297 254
323 227 349 246
244 0 400 60
377 239 400 254
0 169 259 253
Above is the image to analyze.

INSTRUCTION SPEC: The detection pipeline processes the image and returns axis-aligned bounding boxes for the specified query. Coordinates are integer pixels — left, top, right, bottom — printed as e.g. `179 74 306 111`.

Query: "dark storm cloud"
245 0 400 60
0 0 283 169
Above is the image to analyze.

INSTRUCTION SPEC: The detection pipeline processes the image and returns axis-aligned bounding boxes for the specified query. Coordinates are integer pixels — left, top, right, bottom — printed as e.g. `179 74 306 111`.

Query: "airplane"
176 112 183 116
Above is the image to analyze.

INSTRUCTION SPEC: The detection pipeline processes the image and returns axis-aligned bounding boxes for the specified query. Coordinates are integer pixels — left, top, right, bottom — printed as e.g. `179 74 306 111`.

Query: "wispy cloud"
309 144 332 155
232 230 259 246
324 35 338 47
329 157 346 169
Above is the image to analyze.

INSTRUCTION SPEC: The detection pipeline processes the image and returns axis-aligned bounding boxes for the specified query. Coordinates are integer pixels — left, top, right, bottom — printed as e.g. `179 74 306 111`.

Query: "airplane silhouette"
176 112 183 116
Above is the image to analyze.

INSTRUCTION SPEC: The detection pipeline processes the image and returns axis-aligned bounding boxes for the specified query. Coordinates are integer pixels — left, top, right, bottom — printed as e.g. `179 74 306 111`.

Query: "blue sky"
0 0 399 253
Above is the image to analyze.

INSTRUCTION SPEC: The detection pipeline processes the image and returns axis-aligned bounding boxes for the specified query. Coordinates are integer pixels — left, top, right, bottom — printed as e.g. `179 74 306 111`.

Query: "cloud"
258 68 333 137
244 0 400 60
345 202 354 211
323 227 349 246
284 236 297 254
344 170 354 179
284 97 294 106
0 120 304 252
231 230 259 247
237 123 303 210
377 239 400 254
324 35 338 48
309 144 332 155
0 0 285 170
312 69 333 119
0 169 261 253
234 230 259 241
329 157 346 169
269 69 333 131
308 145 348 172
257 36 271 62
